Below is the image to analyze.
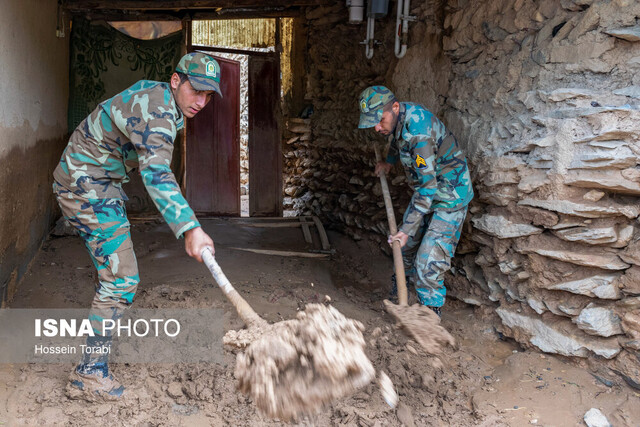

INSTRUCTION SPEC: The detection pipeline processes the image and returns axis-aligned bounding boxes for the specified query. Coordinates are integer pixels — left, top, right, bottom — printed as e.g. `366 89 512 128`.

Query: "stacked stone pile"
283 4 412 242
283 116 411 241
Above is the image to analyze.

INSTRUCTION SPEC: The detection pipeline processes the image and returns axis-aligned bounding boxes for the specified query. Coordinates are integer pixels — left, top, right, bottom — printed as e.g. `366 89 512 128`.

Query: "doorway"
186 19 286 217
186 54 241 216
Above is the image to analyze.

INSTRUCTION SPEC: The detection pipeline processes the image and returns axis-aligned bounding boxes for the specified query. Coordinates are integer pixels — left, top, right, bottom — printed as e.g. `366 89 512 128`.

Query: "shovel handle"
374 145 408 306
202 248 266 328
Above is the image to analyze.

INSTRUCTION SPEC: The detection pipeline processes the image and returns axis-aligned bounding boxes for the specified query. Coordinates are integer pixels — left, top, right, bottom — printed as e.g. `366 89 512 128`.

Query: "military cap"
358 86 395 128
176 52 222 97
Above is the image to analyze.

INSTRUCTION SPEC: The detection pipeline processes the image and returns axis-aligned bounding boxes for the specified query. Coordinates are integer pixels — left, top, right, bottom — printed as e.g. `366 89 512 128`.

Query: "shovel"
374 145 409 306
373 145 455 357
201 248 375 421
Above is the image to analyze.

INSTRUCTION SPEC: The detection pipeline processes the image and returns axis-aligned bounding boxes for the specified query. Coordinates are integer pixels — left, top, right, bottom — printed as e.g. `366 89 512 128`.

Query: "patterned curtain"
68 18 183 132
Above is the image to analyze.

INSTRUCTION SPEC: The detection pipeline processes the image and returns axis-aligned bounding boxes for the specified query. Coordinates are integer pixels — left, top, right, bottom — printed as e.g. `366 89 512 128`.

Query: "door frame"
187 43 284 217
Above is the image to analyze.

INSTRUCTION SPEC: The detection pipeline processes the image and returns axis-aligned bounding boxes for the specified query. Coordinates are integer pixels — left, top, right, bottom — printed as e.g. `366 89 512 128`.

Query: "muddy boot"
416 286 445 316
66 335 124 401
66 363 125 402
428 306 442 317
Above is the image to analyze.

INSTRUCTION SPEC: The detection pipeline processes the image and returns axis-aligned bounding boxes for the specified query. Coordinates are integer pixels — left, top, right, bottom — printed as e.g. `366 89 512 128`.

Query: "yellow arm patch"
416 154 427 168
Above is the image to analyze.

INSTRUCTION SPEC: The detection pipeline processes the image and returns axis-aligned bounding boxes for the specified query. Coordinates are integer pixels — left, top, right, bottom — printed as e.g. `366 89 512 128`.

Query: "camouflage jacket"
386 102 474 237
53 80 200 238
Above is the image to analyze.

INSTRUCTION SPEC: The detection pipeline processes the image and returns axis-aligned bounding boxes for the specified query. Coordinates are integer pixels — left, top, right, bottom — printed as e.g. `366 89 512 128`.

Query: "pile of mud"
383 301 456 366
232 304 376 421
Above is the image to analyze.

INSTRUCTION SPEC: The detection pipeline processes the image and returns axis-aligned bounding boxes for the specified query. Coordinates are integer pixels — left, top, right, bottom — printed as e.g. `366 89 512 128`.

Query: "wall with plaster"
0 0 69 304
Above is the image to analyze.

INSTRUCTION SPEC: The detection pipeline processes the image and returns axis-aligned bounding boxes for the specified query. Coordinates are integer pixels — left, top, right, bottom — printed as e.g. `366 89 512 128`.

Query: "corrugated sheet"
192 18 295 102
192 19 276 48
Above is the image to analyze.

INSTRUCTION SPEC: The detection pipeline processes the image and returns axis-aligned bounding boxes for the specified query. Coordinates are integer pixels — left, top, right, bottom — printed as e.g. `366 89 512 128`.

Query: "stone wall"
442 0 640 389
290 0 640 387
284 2 412 245
0 1 69 305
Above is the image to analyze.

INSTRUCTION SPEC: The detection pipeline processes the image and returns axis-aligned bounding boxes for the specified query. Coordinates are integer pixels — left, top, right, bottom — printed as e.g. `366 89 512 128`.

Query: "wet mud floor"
1 218 638 426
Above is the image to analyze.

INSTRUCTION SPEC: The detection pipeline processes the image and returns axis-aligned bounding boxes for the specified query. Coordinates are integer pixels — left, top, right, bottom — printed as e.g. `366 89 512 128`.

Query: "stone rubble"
583 408 611 427
574 304 624 337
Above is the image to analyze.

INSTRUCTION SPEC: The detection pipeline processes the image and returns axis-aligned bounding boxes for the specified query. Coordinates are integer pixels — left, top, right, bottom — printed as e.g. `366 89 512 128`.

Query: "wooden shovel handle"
202 248 267 328
374 146 408 306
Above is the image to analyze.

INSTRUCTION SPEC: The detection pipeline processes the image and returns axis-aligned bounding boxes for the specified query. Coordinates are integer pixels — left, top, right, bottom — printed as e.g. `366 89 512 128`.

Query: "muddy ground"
1 218 638 426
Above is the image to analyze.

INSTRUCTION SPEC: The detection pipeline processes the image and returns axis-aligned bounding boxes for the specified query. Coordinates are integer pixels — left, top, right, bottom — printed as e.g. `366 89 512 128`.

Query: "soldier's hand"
184 227 214 262
375 162 392 176
388 231 409 248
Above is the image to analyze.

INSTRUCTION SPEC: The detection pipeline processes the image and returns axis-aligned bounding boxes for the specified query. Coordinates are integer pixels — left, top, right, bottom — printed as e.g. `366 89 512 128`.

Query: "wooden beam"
192 44 276 57
64 0 333 11
209 216 312 221
232 222 303 228
311 216 331 251
300 217 313 244
229 247 329 258
69 9 304 21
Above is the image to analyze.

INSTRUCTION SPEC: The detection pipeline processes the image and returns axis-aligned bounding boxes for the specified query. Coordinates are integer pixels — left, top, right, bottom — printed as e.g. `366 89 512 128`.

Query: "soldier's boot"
415 288 444 317
66 362 125 402
428 306 442 317
66 334 124 401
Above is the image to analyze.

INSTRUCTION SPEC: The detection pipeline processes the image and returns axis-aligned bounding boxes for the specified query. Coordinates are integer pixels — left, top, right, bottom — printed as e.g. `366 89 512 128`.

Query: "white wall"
0 0 69 304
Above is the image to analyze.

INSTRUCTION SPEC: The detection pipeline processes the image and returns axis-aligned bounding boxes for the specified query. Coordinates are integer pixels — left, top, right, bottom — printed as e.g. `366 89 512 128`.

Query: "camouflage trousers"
401 205 468 308
53 182 139 335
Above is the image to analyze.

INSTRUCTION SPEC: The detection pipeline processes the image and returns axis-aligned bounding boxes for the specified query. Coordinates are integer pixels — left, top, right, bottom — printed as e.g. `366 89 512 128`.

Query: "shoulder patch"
415 154 427 168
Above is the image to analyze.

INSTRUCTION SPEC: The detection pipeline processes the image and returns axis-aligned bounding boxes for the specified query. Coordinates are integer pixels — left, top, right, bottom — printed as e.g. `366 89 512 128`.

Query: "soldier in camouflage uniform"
358 86 474 315
53 52 223 400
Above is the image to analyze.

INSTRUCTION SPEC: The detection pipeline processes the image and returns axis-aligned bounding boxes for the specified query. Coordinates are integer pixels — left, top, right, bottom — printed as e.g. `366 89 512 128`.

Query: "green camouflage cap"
176 52 223 97
358 86 395 128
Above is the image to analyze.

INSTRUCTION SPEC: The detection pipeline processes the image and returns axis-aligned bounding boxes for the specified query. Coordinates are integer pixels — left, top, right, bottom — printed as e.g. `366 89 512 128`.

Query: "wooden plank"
192 44 275 57
229 248 329 258
311 216 330 251
225 216 300 222
300 218 313 244
234 222 302 228
69 9 303 21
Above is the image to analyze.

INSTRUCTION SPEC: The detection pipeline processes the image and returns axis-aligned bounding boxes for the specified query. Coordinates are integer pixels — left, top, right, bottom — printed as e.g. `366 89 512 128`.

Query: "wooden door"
186 56 240 216
248 54 282 217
